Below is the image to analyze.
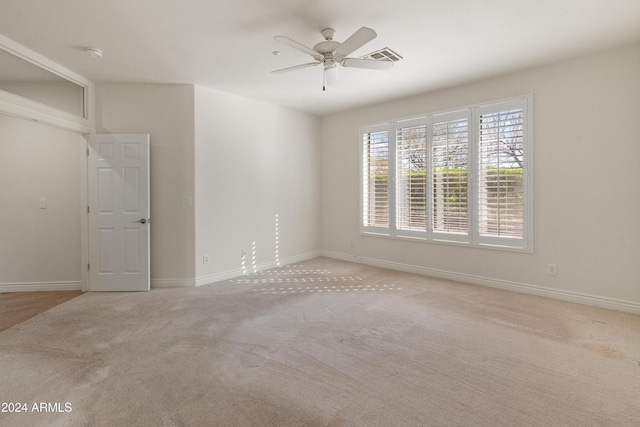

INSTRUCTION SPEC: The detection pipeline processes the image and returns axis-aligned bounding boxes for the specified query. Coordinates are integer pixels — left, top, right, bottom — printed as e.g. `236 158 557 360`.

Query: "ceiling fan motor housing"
313 37 341 70
321 28 336 40
314 40 340 54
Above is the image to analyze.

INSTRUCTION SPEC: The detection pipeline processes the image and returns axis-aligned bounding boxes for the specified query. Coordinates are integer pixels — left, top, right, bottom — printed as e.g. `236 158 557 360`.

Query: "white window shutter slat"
362 129 390 230
431 115 469 236
478 106 525 240
396 124 427 232
360 96 530 251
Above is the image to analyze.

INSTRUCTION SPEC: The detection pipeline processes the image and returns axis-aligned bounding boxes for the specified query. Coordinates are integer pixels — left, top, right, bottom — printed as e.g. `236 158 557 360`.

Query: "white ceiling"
0 0 639 116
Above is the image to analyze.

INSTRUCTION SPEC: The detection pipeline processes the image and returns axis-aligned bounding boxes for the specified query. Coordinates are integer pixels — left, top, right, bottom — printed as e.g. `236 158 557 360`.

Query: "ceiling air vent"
360 47 402 62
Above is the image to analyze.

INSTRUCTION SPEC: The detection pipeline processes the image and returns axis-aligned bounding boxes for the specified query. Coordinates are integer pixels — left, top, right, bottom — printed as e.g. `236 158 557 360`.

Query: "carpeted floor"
1 257 639 426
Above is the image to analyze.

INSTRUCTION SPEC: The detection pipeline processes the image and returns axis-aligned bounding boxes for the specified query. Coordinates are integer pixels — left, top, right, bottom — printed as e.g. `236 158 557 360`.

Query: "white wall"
95 83 196 287
0 82 85 117
94 83 320 288
320 44 640 311
0 114 83 290
6 43 634 311
194 86 321 284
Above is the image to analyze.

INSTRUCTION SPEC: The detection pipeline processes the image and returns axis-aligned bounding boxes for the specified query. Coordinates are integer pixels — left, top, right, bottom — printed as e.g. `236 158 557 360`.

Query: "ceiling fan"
271 27 393 90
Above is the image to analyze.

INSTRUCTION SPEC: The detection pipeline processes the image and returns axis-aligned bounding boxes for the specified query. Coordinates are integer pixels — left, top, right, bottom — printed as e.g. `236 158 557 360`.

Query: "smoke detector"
85 47 103 58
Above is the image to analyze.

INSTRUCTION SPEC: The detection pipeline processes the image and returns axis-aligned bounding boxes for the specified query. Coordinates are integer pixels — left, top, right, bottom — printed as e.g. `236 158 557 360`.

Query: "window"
478 102 525 243
396 119 427 233
360 96 531 250
362 125 390 231
431 111 470 241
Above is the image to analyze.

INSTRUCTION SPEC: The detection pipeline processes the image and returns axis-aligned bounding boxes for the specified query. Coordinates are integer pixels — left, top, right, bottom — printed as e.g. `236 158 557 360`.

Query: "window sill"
360 231 533 253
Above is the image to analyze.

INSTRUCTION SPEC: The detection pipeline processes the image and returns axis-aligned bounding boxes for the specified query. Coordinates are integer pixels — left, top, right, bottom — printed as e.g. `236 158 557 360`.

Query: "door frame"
81 135 90 291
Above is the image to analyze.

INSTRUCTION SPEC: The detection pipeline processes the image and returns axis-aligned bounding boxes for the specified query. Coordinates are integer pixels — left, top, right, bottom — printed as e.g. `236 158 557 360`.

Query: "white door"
88 134 150 291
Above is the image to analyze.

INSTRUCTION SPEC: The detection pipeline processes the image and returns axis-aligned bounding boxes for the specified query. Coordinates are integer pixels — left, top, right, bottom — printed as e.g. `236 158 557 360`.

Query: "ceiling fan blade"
334 27 377 57
274 36 322 60
341 57 393 70
271 62 320 74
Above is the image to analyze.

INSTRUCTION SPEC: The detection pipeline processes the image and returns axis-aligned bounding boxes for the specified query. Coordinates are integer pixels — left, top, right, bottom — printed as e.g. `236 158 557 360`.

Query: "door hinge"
87 206 90 214
87 148 89 156
87 263 90 271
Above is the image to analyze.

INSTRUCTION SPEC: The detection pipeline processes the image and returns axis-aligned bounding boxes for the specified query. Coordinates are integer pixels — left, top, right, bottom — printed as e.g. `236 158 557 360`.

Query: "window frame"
394 116 429 240
359 95 532 252
429 109 473 244
361 122 392 235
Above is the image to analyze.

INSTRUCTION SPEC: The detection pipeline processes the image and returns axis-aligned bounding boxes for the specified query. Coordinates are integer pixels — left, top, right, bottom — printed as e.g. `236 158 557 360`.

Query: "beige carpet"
1 257 639 426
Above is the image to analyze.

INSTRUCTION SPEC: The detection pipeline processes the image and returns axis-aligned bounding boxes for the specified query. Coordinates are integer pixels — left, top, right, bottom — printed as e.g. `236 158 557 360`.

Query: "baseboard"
151 278 196 289
319 251 640 314
194 251 322 287
0 281 82 292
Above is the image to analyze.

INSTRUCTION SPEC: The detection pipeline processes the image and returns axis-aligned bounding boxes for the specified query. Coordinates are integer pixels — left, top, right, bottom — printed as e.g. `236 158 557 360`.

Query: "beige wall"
320 44 640 309
0 114 83 290
194 86 321 283
95 83 196 287
0 82 84 117
95 83 321 287
3 44 638 311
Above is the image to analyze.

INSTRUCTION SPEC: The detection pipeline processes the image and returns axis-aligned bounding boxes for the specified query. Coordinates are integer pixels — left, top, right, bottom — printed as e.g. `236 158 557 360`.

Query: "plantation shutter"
430 111 470 239
396 120 427 233
362 126 390 231
359 96 530 250
478 99 527 244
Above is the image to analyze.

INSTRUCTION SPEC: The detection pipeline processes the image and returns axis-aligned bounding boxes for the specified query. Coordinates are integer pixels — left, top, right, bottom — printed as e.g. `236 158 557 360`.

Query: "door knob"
133 218 148 224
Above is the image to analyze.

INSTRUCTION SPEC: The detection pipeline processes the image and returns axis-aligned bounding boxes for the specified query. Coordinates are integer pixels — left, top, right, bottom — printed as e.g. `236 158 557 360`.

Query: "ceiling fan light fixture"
325 65 340 85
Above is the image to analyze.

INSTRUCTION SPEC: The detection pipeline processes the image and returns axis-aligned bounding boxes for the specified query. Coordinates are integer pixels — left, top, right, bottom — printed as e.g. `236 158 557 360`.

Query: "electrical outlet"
39 197 47 209
203 254 210 265
547 264 557 276
181 196 193 207
241 249 246 258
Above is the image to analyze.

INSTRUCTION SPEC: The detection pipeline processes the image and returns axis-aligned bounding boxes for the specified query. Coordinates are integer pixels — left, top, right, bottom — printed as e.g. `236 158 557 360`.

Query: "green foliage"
482 168 523 199
432 168 467 213
483 167 523 176
375 172 389 181
372 167 523 210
